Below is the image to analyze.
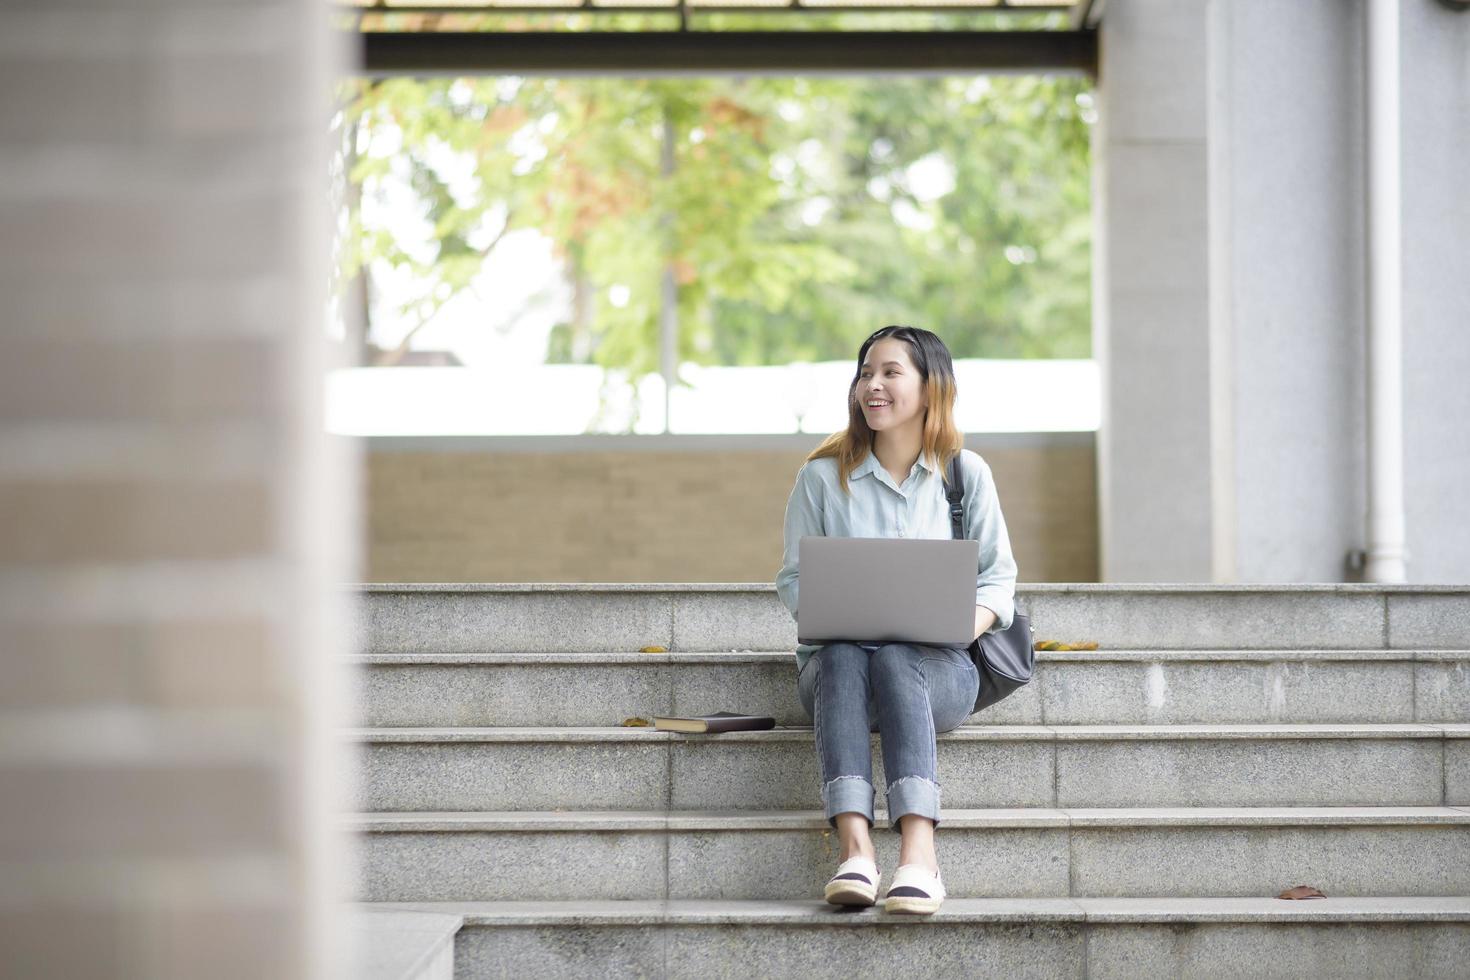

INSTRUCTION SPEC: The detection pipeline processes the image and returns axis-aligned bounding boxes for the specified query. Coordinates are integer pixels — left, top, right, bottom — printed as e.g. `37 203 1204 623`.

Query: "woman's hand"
972 605 997 642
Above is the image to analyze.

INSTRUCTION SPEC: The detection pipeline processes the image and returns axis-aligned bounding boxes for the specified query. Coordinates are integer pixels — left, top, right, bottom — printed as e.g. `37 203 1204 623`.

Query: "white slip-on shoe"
882 863 945 915
823 855 881 907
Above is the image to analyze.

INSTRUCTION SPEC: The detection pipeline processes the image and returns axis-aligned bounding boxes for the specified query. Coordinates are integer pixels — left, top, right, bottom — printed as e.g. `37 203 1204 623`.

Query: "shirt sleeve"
965 453 1018 633
774 462 823 623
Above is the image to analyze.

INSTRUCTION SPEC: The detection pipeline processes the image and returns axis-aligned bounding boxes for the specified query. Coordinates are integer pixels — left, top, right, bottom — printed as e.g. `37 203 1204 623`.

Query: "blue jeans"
797 642 980 835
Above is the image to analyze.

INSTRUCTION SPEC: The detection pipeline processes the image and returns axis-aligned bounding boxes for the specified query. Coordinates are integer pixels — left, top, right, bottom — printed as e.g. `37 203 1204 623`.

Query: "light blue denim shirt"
774 446 1018 676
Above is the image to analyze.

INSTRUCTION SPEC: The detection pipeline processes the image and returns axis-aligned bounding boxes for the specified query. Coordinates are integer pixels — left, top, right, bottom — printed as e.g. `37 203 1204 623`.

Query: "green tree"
704 74 1092 363
330 70 1093 377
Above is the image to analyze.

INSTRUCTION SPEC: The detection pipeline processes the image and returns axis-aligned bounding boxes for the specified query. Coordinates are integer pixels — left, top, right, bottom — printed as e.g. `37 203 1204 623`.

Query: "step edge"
352 896 1470 926
342 722 1459 743
343 805 1470 832
344 649 1470 664
352 583 1470 595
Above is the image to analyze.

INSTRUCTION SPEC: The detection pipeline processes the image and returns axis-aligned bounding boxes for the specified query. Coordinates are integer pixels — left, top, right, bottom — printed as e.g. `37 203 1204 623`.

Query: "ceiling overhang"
342 0 1102 76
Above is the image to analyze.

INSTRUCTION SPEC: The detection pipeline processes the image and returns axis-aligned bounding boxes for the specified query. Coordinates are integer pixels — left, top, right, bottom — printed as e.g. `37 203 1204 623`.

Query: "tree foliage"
331 70 1094 373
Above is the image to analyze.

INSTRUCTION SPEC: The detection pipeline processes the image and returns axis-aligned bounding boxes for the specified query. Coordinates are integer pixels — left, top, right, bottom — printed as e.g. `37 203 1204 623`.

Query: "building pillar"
0 2 352 977
1094 0 1214 581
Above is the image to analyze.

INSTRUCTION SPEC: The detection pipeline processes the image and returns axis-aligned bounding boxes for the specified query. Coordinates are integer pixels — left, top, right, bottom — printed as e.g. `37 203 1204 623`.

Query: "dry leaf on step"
620 717 651 727
639 646 668 653
1277 885 1326 900
1034 640 1099 651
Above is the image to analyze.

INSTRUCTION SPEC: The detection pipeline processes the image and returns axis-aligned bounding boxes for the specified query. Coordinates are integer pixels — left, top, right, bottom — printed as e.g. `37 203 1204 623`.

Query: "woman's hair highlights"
806 326 965 494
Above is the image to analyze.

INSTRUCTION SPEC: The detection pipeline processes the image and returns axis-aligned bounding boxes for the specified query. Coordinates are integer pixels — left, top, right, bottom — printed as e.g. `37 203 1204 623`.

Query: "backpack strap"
944 452 965 540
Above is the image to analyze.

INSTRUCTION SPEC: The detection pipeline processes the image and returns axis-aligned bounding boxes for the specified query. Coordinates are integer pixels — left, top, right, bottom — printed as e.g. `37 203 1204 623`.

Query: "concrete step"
345 723 1470 812
354 583 1470 654
346 806 1470 904
354 897 1470 978
346 648 1470 727
347 908 460 980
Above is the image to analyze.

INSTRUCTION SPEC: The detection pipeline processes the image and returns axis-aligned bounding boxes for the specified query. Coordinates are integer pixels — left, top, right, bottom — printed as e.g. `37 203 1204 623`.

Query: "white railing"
325 358 1099 436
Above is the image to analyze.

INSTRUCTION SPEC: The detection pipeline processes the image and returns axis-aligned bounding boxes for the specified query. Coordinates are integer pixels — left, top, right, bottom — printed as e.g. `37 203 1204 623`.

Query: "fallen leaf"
1277 885 1326 900
1034 640 1100 651
640 646 668 653
620 717 651 727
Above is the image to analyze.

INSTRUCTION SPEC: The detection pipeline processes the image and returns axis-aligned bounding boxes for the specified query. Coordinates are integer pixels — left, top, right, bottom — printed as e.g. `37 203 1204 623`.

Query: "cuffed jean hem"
821 775 875 829
885 775 941 834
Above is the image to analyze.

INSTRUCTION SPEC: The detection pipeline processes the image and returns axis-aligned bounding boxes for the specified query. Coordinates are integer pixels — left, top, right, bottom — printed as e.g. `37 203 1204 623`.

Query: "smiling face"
857 337 929 434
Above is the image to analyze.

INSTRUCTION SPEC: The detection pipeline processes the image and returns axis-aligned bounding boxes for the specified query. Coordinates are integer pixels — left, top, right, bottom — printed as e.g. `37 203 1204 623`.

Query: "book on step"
652 711 775 734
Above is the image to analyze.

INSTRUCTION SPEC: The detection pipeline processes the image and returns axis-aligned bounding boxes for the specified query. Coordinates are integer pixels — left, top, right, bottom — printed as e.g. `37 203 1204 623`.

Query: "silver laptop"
795 536 980 647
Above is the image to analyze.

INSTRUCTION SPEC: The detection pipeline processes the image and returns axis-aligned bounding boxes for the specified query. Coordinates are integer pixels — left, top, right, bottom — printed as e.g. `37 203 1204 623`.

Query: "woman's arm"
967 453 1018 637
774 463 824 622
972 605 998 642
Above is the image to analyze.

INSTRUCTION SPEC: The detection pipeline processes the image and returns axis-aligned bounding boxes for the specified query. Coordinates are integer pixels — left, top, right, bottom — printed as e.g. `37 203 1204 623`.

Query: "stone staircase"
346 584 1470 978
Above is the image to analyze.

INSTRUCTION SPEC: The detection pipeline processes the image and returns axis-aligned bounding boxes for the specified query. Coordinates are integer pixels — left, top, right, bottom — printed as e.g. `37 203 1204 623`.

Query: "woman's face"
856 337 928 434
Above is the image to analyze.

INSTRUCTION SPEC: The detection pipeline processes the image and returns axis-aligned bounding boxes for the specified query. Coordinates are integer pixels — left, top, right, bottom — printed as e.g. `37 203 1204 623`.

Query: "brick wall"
366 434 1098 584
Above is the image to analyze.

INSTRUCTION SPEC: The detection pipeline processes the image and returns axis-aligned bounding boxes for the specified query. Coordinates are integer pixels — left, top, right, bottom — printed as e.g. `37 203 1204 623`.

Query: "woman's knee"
868 643 920 683
925 658 980 731
869 644 977 729
816 642 869 672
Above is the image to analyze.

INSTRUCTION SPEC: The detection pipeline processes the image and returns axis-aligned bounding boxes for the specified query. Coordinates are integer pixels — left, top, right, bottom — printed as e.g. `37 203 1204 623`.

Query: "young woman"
774 326 1018 915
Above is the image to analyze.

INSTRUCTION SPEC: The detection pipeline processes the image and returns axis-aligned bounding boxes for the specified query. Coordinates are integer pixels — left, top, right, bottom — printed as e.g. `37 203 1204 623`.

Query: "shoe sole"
883 896 943 915
824 881 878 906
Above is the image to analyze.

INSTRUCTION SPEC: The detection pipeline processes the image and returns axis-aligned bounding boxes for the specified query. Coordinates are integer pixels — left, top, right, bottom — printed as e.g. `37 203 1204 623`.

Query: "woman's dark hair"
806 326 964 494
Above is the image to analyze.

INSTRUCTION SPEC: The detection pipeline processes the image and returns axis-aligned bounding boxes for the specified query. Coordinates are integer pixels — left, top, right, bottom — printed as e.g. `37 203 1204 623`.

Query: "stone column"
0 2 353 977
1202 0 1368 582
1400 0 1470 582
1093 0 1214 581
1097 0 1470 583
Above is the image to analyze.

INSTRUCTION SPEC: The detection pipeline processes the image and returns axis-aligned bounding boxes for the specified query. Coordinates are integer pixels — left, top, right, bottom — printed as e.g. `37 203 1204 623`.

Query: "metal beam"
356 29 1098 76
340 4 1079 14
1070 0 1104 31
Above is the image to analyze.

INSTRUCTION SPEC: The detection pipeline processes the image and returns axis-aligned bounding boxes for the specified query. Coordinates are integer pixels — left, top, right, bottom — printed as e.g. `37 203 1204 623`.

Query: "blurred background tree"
330 69 1092 373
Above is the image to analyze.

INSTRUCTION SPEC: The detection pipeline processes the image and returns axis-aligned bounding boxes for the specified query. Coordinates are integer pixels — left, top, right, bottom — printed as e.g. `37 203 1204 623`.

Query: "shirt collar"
853 446 937 482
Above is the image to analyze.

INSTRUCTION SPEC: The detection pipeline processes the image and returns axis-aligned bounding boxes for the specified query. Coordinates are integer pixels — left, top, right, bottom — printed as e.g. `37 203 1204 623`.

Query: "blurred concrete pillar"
0 2 354 978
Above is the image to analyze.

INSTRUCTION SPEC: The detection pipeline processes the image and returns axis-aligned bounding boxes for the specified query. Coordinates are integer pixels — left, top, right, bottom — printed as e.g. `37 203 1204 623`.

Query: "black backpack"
943 453 1036 713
